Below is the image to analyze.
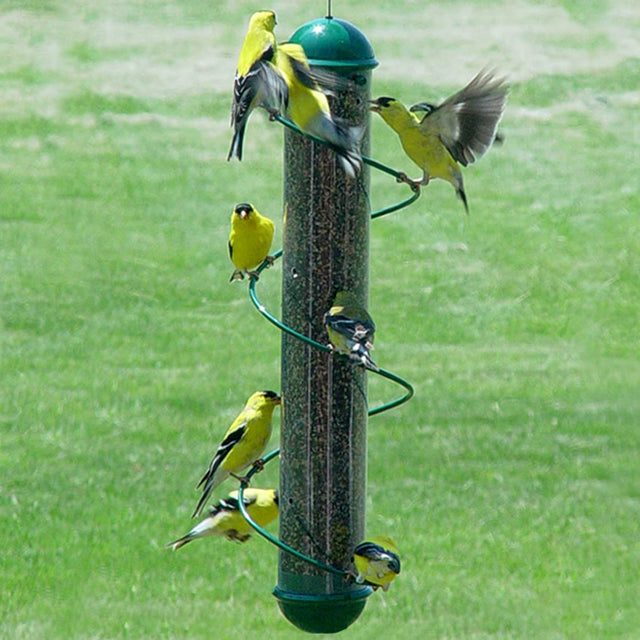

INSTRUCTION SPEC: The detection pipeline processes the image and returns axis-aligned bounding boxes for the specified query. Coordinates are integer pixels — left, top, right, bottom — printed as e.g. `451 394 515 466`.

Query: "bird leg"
345 569 375 588
248 256 276 280
230 459 265 484
344 569 358 584
226 530 251 543
396 171 423 188
266 107 281 121
327 344 349 364
230 471 252 485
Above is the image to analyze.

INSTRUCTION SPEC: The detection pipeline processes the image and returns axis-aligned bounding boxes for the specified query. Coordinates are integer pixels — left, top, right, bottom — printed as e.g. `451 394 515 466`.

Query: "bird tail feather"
192 465 227 518
331 121 364 179
227 125 245 161
351 344 379 371
457 186 469 214
166 535 191 551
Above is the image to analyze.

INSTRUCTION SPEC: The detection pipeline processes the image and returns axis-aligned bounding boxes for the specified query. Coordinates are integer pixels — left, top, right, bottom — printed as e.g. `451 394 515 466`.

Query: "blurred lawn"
2 1 639 638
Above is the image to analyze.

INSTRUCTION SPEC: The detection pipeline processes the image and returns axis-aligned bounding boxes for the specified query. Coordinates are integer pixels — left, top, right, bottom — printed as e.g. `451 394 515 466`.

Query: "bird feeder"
273 16 379 634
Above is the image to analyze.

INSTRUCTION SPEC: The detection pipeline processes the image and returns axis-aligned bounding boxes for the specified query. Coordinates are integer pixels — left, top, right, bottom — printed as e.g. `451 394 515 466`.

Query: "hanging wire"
236 113 418 574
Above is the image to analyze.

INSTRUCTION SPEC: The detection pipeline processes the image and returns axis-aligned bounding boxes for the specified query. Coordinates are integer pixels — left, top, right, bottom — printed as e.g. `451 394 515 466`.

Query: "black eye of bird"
378 97 396 108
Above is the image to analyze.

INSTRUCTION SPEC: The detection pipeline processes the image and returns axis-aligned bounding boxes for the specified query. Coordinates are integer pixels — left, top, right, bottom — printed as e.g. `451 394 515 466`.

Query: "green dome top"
288 17 378 69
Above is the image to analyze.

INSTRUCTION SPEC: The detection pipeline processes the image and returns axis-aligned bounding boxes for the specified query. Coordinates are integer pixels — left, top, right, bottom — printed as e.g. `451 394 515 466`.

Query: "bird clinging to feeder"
228 202 275 282
370 69 509 212
192 390 281 518
351 535 401 592
227 10 284 161
167 489 279 550
324 291 378 371
227 9 362 176
275 42 363 178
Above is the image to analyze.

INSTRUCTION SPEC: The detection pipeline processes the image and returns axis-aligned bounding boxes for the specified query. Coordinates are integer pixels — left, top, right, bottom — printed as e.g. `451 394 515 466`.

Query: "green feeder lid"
288 17 378 69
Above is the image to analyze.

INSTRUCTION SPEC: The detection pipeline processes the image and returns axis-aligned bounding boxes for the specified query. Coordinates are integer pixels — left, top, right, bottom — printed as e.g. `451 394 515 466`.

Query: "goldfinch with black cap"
192 391 281 518
370 70 508 212
228 10 287 161
228 203 275 282
352 535 401 592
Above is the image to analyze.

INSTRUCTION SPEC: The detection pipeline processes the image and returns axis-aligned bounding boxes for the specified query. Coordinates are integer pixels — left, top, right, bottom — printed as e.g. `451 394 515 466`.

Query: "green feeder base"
273 585 372 634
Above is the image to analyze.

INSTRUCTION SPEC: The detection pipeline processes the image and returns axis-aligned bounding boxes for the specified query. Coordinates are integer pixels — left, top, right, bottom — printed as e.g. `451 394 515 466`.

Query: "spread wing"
278 42 355 94
415 70 508 166
231 54 289 127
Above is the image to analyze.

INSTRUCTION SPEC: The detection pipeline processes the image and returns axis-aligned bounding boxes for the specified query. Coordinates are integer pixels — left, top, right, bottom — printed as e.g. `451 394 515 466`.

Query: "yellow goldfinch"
228 202 275 282
227 11 360 172
228 10 287 161
192 390 281 518
352 535 401 592
167 489 279 550
324 291 378 371
370 70 508 212
275 42 362 178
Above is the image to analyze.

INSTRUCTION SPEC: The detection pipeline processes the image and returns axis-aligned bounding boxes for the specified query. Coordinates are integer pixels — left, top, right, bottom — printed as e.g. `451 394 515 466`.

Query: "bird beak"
274 395 282 406
368 99 381 113
234 204 251 220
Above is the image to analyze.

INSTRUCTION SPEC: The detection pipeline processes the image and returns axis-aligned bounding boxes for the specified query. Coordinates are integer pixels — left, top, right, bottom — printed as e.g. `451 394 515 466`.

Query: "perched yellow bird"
228 10 287 161
275 43 362 178
192 390 281 518
352 535 401 592
228 202 275 282
167 489 279 550
227 11 360 173
370 70 508 212
324 291 378 371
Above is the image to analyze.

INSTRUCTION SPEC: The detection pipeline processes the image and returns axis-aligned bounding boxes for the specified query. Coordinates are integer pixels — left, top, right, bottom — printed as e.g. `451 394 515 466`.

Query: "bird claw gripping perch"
231 459 266 486
248 255 276 281
395 171 423 188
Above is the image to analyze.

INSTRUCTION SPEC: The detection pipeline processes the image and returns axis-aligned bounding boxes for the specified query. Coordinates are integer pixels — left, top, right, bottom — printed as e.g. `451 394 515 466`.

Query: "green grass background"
2 0 639 638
